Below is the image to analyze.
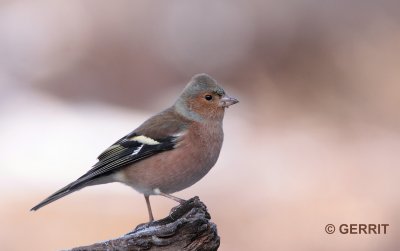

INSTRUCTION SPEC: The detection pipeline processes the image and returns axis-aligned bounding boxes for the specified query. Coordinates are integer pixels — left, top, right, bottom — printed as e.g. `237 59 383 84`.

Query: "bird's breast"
117 121 224 194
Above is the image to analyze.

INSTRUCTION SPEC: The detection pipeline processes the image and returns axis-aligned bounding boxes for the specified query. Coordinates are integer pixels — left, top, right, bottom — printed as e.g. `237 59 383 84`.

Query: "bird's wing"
30 133 180 211
73 133 178 187
31 107 191 211
73 107 191 187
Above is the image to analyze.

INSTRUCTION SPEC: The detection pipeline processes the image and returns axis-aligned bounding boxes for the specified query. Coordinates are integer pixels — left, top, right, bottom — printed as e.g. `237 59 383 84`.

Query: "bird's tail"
30 183 81 211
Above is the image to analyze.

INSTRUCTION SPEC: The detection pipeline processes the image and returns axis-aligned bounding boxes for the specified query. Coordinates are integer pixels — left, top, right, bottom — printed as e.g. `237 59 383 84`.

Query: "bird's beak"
219 94 239 108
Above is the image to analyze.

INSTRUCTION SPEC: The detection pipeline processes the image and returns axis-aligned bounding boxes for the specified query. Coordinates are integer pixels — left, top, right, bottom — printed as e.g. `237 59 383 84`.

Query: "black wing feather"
31 135 177 211
71 135 177 189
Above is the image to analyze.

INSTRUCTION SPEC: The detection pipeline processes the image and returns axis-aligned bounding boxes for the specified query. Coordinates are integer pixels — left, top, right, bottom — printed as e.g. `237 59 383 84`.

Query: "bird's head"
175 73 239 122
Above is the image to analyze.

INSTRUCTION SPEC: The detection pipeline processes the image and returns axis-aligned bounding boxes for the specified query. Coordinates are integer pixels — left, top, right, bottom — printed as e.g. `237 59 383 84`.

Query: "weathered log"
69 197 220 251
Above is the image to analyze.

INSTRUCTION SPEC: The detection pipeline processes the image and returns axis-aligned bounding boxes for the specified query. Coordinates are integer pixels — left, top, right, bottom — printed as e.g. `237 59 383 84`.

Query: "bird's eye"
204 95 213 101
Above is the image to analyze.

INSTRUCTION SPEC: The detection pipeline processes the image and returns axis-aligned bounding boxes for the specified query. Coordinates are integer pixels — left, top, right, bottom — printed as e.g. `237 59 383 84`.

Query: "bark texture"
69 197 220 251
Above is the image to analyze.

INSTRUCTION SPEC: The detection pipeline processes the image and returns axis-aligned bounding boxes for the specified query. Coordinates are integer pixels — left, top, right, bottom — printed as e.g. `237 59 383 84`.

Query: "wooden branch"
69 197 220 251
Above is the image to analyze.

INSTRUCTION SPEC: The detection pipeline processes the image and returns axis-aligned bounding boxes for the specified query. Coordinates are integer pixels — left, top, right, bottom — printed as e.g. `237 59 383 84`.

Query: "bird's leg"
144 195 154 222
153 188 186 204
160 192 186 203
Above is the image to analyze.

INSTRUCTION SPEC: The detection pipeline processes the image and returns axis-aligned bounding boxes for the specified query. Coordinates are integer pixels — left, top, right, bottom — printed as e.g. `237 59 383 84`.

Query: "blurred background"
1 0 399 250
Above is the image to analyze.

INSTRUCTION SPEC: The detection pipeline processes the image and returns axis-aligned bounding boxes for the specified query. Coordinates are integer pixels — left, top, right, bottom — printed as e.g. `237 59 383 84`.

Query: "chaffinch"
31 73 239 221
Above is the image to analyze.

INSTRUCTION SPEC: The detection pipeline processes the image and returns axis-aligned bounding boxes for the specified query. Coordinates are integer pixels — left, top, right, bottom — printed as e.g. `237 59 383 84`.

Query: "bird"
31 73 239 222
